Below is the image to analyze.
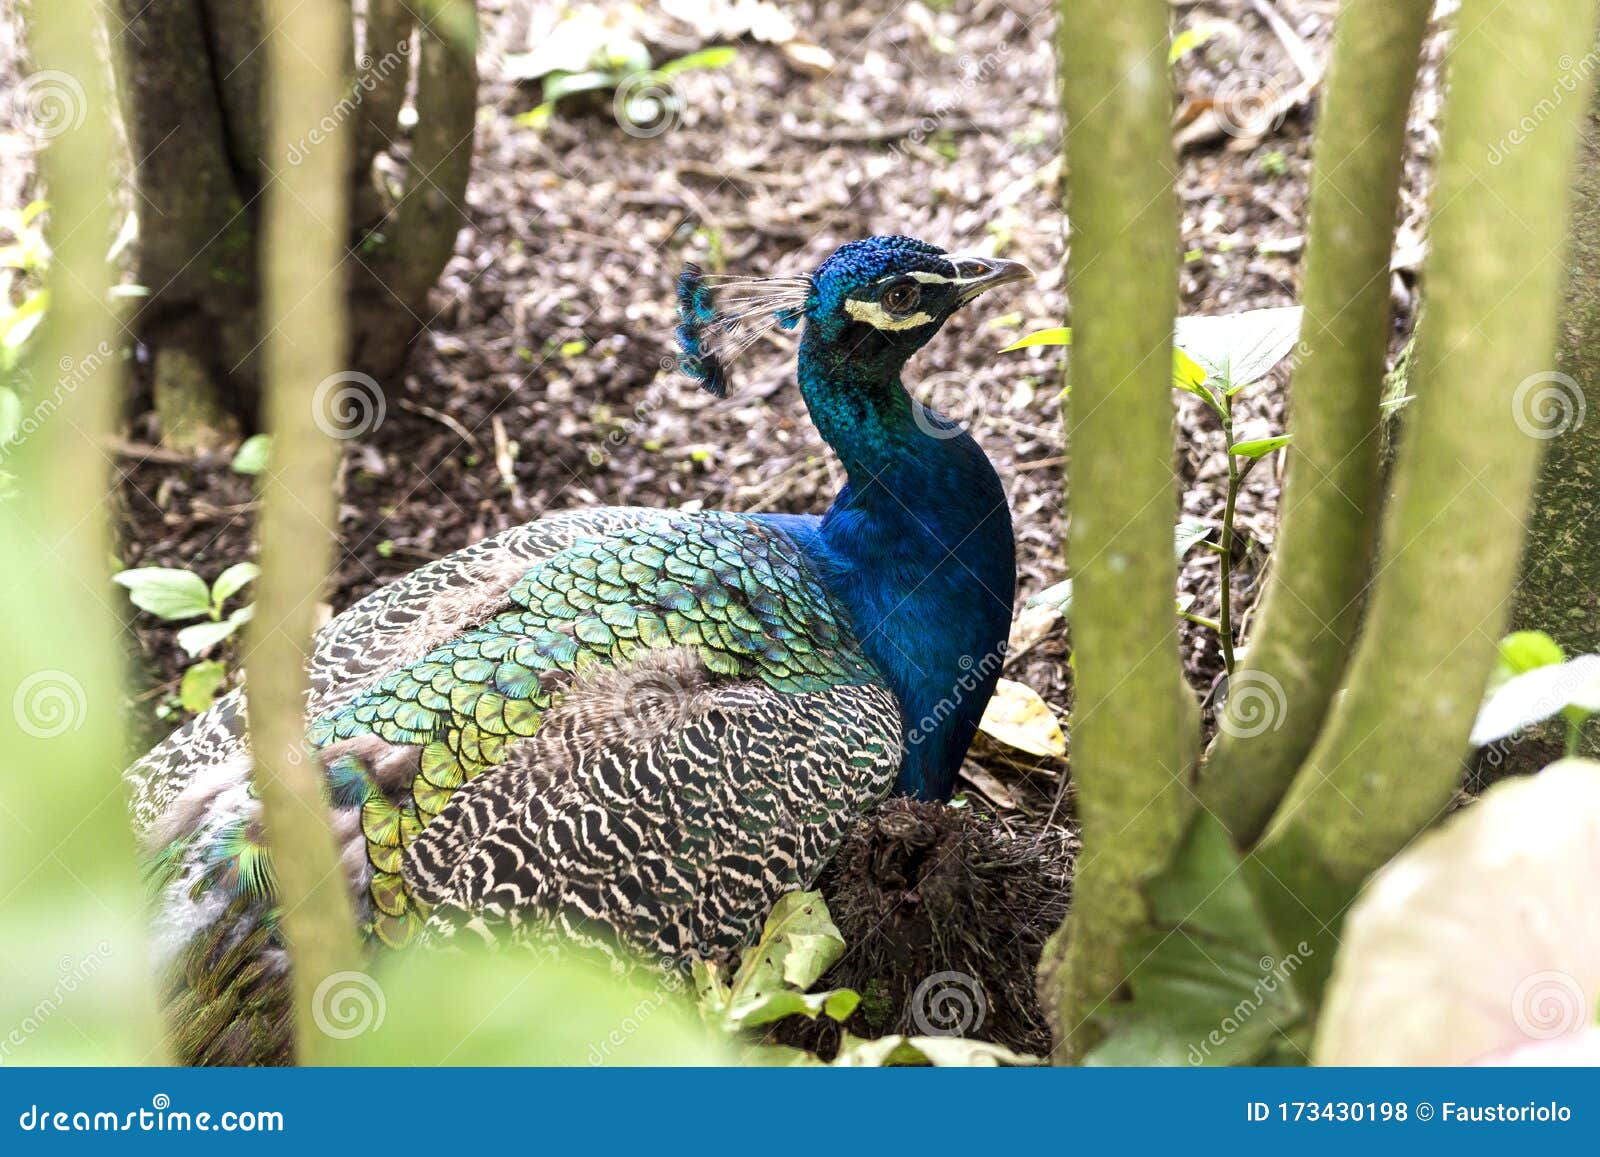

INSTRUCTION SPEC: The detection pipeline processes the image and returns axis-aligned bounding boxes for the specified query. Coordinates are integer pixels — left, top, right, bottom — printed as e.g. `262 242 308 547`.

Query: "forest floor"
0 0 1455 1055
2 1 1458 1045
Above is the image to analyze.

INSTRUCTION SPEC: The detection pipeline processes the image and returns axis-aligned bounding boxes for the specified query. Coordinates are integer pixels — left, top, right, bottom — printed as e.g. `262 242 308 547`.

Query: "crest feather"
675 264 809 397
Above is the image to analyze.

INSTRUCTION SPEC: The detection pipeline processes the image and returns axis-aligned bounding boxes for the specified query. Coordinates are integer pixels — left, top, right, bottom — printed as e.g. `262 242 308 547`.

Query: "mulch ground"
2 0 1447 826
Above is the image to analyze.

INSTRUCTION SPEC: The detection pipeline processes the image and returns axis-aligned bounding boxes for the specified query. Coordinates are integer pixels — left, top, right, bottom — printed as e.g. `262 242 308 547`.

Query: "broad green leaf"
657 46 738 78
175 617 243 658
112 567 213 621
230 434 271 475
1470 655 1600 746
977 677 1066 757
211 561 260 606
714 891 858 1031
1168 24 1219 63
1000 326 1071 352
1229 433 1292 459
1317 761 1600 1064
1175 518 1212 559
1497 629 1565 678
178 659 227 713
0 288 49 350
1085 811 1312 1066
1173 306 1302 393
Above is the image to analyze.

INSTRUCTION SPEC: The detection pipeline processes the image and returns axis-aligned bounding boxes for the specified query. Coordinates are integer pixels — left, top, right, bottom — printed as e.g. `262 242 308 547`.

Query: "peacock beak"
948 255 1035 303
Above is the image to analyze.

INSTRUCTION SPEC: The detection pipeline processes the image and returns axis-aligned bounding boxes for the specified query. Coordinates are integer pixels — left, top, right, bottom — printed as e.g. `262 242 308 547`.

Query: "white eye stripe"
843 299 936 331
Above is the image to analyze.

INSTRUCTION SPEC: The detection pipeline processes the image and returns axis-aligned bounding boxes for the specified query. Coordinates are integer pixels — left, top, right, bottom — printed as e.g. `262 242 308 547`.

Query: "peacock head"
676 235 1031 396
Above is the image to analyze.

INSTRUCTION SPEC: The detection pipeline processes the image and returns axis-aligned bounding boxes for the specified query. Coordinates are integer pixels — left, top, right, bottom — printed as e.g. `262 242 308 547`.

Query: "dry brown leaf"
978 677 1067 758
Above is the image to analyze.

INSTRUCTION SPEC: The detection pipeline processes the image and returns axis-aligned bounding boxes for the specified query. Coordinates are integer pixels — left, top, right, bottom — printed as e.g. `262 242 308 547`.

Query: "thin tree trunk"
0 0 162 1061
1199 0 1432 844
1251 0 1600 996
246 0 364 1066
1036 0 1196 1063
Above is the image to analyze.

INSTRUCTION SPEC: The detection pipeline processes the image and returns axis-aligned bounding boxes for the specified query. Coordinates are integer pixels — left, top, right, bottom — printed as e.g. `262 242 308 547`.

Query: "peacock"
127 235 1030 1063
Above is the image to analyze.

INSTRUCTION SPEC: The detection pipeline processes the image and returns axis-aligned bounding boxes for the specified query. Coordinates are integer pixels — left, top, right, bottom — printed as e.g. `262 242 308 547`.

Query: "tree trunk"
1513 85 1600 714
110 0 479 451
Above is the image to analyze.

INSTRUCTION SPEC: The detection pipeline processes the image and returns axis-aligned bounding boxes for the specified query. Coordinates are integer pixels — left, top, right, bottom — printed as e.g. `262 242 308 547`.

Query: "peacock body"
127 235 1029 1063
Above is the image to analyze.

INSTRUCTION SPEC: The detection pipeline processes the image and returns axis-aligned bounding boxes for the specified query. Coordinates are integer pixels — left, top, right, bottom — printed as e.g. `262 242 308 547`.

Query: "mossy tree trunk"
110 0 478 452
1036 0 1197 1064
245 0 366 1066
1513 84 1600 718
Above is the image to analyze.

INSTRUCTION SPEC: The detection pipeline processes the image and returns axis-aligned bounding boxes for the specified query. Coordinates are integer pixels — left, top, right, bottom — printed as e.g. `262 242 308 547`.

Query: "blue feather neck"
789 328 1016 801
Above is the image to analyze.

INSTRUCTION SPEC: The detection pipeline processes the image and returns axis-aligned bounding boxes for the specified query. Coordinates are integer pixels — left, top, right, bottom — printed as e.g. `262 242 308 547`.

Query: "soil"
0 0 1454 1053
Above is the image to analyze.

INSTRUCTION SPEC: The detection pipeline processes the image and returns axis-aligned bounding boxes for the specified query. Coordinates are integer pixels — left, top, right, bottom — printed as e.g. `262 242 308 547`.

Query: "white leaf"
1174 306 1303 393
1469 655 1600 746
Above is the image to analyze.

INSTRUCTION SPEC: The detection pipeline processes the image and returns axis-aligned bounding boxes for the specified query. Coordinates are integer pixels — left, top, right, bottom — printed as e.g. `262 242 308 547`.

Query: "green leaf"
175 616 242 658
178 660 227 714
1497 629 1565 677
541 69 618 104
657 46 738 78
1470 655 1600 746
112 567 213 621
1228 433 1292 459
1175 518 1212 559
0 288 49 350
230 434 271 475
1168 24 1219 64
1084 811 1313 1067
1000 326 1071 352
711 891 860 1031
1024 577 1073 615
211 562 260 607
1173 306 1303 394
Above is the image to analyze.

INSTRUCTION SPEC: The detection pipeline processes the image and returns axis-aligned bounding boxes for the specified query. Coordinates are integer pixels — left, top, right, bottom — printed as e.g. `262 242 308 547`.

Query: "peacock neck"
793 332 1017 801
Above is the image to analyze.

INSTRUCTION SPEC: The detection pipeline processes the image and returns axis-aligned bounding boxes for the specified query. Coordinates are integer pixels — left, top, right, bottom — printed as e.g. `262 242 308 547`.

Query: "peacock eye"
881 280 921 314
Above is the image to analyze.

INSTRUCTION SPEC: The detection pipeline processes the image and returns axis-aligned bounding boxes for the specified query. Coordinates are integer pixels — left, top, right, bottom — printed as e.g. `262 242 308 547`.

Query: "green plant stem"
246 0 364 1065
1037 0 1197 1064
1252 0 1600 998
1198 0 1433 845
1217 398 1238 674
